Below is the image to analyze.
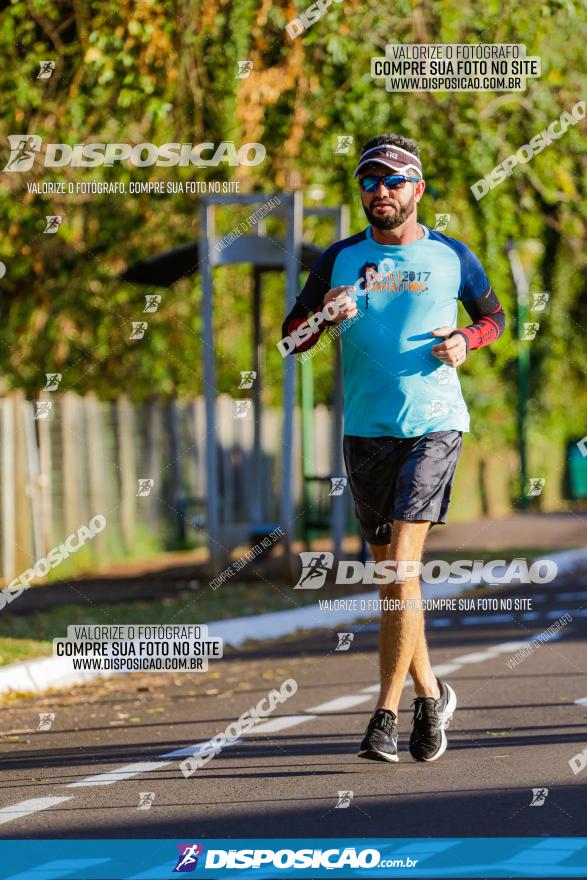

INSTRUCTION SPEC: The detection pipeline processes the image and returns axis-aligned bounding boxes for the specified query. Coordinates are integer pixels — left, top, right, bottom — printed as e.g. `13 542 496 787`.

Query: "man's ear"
414 179 426 203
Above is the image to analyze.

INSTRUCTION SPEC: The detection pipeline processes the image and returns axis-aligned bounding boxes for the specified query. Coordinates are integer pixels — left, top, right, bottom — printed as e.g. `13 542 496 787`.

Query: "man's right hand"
322 286 358 324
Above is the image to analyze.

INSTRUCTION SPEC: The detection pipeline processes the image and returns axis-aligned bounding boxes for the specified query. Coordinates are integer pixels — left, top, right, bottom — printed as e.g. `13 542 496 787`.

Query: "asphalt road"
0 572 586 868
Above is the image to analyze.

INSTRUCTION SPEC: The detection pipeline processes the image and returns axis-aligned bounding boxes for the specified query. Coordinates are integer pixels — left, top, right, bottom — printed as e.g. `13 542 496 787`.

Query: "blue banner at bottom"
0 838 586 879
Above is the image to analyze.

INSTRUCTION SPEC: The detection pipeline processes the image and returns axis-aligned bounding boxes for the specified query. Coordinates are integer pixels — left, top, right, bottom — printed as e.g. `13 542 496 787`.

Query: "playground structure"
121 191 351 576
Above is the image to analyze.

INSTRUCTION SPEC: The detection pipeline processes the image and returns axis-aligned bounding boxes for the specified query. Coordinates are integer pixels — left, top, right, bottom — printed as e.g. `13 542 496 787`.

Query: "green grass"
0 637 54 666
0 579 338 666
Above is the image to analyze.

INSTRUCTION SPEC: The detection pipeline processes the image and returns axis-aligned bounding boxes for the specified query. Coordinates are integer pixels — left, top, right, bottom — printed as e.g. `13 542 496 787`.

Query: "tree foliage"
0 0 585 458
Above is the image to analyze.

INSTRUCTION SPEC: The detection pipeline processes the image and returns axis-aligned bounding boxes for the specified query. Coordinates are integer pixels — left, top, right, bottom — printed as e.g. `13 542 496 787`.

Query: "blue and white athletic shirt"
289 225 494 439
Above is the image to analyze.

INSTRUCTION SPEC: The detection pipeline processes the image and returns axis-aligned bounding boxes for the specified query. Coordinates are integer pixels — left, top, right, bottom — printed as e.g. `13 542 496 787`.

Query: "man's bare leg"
368 520 439 715
409 604 441 699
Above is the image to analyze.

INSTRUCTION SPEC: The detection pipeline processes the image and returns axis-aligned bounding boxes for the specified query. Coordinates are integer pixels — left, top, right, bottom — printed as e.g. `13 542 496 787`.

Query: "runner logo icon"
3 135 42 171
294 552 334 589
173 843 203 872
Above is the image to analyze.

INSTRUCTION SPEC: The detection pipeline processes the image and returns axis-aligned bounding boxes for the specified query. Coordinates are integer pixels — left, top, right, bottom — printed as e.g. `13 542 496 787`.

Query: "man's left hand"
431 326 467 367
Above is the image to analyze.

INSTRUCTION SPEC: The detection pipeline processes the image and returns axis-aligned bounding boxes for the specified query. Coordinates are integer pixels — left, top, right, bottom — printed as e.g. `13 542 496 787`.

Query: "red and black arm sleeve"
452 245 506 352
453 285 507 351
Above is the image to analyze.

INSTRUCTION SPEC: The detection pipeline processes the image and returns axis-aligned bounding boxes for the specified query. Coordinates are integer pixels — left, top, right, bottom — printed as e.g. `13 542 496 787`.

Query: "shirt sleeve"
453 247 506 351
281 247 336 354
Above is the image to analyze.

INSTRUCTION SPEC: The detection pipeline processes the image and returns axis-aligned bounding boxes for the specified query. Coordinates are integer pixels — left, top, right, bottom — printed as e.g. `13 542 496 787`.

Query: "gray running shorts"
343 430 463 545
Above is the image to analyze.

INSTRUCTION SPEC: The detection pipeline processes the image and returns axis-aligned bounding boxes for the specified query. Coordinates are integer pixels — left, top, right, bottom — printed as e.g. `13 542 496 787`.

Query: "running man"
281 134 506 763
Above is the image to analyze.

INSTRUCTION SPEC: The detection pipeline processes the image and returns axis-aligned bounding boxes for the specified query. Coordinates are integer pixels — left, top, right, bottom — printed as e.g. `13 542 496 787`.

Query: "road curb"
1 546 585 697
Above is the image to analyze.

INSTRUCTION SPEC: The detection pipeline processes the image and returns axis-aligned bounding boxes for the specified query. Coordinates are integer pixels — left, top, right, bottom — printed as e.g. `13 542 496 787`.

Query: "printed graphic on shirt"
355 259 431 307
285 225 503 439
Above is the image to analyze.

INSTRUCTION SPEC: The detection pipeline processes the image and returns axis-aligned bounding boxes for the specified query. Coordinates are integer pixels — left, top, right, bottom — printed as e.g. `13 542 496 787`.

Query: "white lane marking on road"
490 640 531 653
247 714 317 735
67 761 170 787
362 675 413 694
431 664 461 676
448 640 530 667
0 796 72 826
451 651 500 664
306 694 373 713
12 630 575 826
162 737 242 758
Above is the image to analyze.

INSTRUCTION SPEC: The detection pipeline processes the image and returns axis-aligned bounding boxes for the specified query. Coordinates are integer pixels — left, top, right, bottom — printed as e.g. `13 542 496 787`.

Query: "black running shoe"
357 708 399 763
409 679 457 762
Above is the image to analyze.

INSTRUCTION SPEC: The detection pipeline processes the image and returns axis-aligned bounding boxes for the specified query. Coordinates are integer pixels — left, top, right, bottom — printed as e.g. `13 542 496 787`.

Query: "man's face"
359 168 423 230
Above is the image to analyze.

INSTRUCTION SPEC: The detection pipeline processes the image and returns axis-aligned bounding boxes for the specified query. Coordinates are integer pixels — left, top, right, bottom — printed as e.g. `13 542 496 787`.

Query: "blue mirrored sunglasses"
359 174 421 192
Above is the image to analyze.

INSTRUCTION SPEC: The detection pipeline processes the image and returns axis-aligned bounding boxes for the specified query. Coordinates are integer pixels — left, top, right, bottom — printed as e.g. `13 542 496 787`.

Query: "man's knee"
377 561 423 604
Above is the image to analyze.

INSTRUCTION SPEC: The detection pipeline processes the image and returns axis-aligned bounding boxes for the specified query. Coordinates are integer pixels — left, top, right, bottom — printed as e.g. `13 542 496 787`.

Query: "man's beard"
362 193 416 230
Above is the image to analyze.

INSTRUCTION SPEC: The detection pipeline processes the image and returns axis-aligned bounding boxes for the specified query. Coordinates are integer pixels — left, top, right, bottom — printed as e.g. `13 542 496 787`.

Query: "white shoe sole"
357 746 399 763
417 682 458 763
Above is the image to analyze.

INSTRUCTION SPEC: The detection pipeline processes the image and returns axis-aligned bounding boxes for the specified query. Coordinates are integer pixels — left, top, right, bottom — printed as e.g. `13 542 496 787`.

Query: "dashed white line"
450 651 500 664
361 675 413 694
306 695 372 713
67 760 170 787
432 663 461 676
2 628 574 828
163 737 242 758
247 714 317 734
0 796 73 825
